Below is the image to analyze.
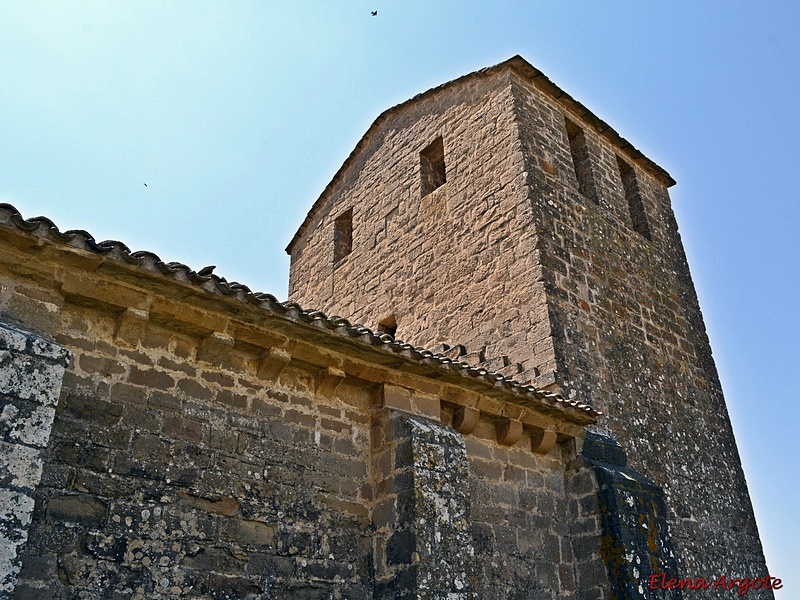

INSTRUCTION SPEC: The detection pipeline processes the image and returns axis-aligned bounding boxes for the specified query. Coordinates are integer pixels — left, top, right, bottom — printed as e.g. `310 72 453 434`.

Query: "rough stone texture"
463 419 580 599
564 453 608 600
287 68 551 387
510 73 772 594
288 56 772 595
12 326 376 599
0 323 70 595
0 256 379 597
0 193 592 598
0 55 772 598
372 409 474 599
583 431 681 600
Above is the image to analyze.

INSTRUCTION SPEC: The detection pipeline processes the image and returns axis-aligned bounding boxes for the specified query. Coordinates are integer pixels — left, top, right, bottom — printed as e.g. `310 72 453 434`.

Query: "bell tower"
287 56 770 585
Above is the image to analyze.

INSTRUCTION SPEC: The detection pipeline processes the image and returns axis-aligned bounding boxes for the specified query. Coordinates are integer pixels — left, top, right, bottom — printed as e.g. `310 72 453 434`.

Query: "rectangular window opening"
378 314 398 338
420 137 446 196
616 157 651 241
565 118 598 204
333 209 353 263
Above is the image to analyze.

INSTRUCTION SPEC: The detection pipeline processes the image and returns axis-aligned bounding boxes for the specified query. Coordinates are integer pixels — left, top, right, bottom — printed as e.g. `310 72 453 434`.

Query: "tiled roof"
286 54 675 254
0 203 599 420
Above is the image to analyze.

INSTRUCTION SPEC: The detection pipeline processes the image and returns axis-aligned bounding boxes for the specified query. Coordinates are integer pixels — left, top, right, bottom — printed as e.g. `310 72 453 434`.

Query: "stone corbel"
496 419 523 446
196 331 235 365
530 429 558 455
114 308 149 347
256 348 292 381
316 366 346 397
452 406 480 435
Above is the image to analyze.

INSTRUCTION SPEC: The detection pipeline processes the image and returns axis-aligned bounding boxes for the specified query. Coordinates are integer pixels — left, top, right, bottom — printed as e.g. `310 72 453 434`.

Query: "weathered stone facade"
0 55 772 598
287 56 773 596
0 324 70 595
0 201 601 598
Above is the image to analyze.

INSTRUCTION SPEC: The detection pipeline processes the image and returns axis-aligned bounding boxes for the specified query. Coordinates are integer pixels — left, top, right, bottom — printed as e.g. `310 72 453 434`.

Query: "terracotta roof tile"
0 203 599 420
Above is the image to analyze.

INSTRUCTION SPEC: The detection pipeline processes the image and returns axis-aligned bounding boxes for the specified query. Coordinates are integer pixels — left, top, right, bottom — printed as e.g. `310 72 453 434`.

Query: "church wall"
4 301 375 598
458 420 606 600
0 247 376 598
0 216 599 598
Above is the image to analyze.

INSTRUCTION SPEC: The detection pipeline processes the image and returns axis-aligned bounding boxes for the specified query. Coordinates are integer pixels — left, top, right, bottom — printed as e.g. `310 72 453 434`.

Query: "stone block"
46 494 107 527
386 528 415 566
382 385 412 413
147 390 182 411
113 308 149 347
256 347 291 381
315 366 345 397
5 293 61 334
117 348 155 366
182 546 246 571
65 394 123 427
176 377 214 401
196 331 236 365
216 389 248 411
0 354 67 406
0 441 42 490
128 365 174 391
162 415 204 443
469 458 503 480
201 370 235 388
229 520 275 547
531 429 557 455
0 400 56 448
410 391 440 420
177 490 240 516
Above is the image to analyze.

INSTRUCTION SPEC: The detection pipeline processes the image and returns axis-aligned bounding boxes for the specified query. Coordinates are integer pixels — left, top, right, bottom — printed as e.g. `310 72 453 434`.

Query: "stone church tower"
288 56 770 589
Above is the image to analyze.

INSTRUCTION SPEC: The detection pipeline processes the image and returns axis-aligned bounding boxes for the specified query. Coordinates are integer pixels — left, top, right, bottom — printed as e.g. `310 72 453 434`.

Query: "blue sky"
2 1 798 595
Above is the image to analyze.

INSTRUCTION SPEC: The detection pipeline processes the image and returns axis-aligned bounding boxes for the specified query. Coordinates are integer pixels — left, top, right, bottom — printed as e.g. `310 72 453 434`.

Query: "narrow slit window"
333 209 353 263
420 137 446 196
565 119 598 204
616 157 651 240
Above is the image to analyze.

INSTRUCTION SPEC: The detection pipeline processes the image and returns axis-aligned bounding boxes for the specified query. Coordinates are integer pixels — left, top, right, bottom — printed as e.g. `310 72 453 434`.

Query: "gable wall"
288 70 556 385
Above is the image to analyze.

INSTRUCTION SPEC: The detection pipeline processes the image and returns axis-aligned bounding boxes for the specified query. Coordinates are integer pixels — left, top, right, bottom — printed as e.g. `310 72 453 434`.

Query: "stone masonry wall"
287 60 771 596
370 398 606 600
0 281 375 598
0 323 70 596
457 413 603 600
509 73 771 593
288 69 557 387
0 213 598 599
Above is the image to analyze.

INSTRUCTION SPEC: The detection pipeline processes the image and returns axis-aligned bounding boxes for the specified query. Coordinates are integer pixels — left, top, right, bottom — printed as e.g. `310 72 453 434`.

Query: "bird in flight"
143 183 148 187
371 11 377 16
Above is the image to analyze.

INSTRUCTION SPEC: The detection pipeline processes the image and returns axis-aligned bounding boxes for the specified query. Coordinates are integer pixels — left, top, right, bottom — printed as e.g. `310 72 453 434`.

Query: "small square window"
333 209 353 263
378 314 397 338
420 137 446 196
